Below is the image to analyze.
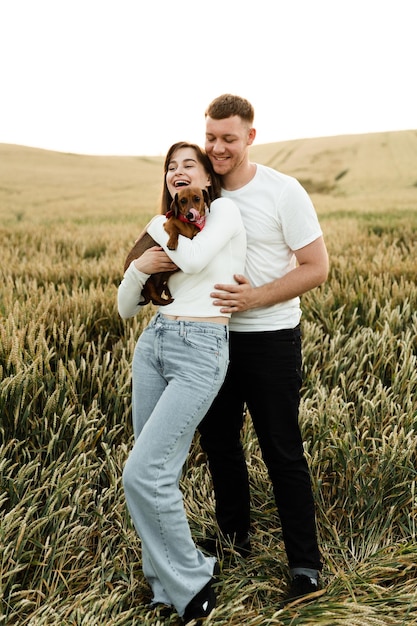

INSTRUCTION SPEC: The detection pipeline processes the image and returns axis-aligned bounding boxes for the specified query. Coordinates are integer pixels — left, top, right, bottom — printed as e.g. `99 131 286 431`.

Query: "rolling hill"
1 130 416 222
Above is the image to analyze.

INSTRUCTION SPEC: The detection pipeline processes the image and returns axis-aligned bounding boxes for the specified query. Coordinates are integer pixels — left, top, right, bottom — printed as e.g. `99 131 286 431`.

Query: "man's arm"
211 236 329 314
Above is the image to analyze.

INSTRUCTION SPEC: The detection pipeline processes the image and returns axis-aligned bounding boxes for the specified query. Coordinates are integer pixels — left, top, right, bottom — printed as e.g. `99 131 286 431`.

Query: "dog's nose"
186 212 194 221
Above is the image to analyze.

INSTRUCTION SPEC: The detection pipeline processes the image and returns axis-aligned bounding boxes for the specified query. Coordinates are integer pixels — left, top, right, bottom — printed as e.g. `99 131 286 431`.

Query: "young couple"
118 94 329 623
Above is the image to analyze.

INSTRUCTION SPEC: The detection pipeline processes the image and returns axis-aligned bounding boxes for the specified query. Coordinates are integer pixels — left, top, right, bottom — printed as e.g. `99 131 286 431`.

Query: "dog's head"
171 186 210 221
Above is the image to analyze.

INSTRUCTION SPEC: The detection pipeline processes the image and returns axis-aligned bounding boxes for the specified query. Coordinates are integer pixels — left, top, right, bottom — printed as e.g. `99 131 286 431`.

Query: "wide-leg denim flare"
122 313 228 617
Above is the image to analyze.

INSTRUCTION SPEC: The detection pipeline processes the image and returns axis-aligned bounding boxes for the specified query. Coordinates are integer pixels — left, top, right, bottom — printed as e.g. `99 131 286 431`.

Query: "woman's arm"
147 198 243 274
117 245 175 318
117 263 149 319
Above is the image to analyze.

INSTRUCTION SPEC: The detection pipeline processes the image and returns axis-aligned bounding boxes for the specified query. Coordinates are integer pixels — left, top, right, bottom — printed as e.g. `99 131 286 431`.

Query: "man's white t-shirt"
222 164 323 332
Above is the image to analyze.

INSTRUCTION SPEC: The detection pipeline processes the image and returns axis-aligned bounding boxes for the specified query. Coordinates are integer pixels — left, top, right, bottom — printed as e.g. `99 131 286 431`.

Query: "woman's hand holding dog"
134 246 178 275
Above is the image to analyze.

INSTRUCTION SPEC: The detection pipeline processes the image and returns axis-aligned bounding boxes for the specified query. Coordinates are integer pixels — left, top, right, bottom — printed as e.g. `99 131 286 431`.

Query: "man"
198 94 329 603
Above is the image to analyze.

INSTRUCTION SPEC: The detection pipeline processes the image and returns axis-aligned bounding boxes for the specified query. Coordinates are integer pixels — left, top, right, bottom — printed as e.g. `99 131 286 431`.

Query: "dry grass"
1 132 417 625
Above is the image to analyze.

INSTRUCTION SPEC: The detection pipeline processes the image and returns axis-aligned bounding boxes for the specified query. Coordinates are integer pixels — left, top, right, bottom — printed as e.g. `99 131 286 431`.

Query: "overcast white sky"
0 0 416 156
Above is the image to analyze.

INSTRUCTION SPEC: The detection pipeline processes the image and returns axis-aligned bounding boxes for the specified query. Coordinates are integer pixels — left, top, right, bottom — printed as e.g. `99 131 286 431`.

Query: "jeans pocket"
183 330 222 356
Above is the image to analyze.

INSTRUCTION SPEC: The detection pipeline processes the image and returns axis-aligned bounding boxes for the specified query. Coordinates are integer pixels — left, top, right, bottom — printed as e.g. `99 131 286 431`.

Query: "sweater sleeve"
147 198 242 274
117 262 150 319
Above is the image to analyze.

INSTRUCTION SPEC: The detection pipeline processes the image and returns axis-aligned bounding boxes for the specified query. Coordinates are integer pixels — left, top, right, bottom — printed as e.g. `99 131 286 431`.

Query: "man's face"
205 115 254 177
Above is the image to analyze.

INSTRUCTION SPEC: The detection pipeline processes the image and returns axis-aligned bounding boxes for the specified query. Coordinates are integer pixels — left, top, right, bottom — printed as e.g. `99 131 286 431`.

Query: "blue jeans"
199 327 322 572
122 313 228 616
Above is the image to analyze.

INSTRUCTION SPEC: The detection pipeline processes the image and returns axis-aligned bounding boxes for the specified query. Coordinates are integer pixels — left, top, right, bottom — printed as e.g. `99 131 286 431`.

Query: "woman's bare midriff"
162 314 229 325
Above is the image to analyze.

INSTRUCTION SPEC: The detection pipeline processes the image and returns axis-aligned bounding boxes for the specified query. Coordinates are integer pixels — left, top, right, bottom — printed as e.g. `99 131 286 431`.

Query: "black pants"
198 327 322 571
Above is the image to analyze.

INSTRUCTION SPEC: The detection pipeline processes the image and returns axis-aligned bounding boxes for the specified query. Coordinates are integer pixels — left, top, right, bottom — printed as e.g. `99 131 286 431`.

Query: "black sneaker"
198 533 251 558
182 564 219 624
283 574 319 605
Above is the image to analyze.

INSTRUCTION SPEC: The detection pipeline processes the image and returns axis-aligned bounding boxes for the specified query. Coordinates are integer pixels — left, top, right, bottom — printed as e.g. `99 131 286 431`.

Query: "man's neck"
222 162 257 191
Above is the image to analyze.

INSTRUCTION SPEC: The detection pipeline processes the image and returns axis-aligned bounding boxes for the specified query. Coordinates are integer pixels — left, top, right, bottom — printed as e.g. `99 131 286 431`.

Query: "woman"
118 142 246 624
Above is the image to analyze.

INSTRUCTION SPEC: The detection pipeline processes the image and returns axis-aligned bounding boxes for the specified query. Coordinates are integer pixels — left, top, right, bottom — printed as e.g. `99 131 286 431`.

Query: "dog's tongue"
188 208 200 222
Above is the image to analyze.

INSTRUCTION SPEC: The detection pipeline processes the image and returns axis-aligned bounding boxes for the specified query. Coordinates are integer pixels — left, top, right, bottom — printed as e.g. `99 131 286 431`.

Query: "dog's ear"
203 188 211 210
171 193 180 217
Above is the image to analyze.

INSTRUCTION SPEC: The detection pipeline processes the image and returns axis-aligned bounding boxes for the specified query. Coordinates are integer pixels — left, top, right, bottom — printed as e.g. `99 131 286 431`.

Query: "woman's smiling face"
165 147 211 200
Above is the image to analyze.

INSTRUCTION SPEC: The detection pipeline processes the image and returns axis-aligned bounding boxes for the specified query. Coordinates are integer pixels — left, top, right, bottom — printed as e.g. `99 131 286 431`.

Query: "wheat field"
1 131 417 625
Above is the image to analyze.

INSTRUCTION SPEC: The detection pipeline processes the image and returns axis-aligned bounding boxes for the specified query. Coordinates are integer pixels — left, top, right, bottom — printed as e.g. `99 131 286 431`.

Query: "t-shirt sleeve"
281 178 323 251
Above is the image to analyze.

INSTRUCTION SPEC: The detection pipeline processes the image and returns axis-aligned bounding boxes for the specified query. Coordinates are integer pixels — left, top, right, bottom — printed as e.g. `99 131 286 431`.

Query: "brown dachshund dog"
124 186 210 306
